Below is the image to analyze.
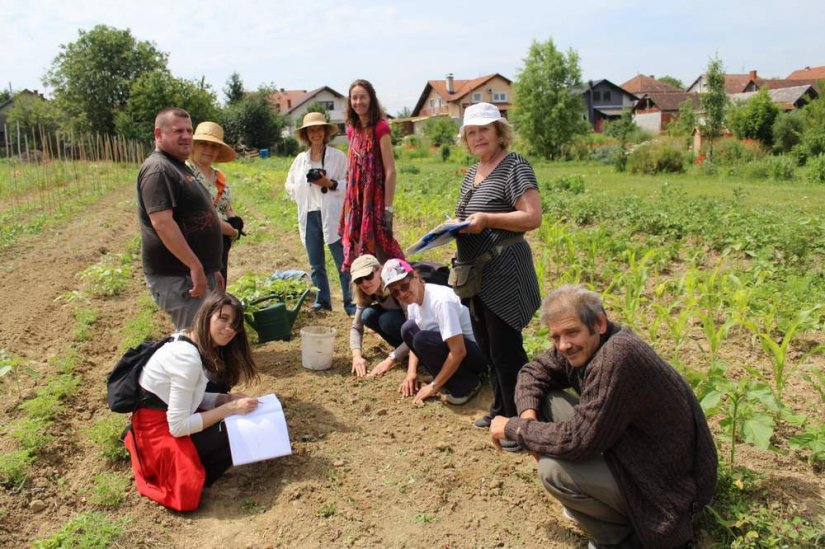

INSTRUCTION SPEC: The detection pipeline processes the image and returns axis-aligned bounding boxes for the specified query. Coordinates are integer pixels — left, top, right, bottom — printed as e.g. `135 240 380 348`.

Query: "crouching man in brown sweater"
490 285 716 548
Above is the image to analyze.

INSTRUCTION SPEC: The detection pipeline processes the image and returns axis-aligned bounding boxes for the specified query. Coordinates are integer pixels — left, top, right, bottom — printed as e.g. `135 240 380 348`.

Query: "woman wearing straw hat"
187 121 243 282
285 112 354 315
453 103 542 451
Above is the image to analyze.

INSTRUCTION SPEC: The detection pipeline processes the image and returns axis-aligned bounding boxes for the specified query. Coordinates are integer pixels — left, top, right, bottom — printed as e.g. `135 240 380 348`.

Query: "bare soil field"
0 181 822 548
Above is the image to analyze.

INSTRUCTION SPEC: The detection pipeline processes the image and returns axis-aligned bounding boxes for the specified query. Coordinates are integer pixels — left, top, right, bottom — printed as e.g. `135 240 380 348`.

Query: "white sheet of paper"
223 393 292 466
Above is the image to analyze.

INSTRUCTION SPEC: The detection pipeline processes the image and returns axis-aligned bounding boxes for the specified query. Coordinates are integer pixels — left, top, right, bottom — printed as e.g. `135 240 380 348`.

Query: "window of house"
592 91 601 102
319 101 334 111
438 98 444 107
603 91 612 103
472 92 482 103
492 92 507 103
429 99 435 108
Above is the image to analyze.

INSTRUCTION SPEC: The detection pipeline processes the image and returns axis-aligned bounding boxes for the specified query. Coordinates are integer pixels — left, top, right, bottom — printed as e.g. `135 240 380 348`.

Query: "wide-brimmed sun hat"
193 122 236 162
381 258 414 287
293 112 339 140
350 254 381 280
459 102 511 139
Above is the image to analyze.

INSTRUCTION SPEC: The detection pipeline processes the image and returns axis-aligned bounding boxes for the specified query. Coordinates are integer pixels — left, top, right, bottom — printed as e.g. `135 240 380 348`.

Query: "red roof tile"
621 74 681 94
787 66 825 80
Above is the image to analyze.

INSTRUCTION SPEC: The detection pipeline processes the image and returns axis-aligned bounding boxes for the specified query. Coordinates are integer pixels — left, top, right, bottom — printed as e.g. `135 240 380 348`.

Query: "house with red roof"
267 86 347 140
410 73 513 121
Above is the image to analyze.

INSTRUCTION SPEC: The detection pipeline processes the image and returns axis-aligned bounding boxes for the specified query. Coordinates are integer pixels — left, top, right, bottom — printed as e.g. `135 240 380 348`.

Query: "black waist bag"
107 335 194 413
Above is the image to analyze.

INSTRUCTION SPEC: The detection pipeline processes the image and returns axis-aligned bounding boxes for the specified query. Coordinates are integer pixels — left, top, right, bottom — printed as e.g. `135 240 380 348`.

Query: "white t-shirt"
406 283 475 342
138 335 218 437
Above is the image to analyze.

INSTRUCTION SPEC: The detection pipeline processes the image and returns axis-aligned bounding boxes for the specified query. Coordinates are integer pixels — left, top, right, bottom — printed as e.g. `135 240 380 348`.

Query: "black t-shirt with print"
137 150 222 276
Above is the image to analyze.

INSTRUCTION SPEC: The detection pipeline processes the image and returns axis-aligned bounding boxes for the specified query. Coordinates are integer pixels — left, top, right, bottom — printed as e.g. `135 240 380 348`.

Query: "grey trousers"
537 390 635 546
145 272 219 330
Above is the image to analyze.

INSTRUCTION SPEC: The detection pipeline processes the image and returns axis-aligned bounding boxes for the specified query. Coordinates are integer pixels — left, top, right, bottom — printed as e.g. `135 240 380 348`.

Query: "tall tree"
114 71 219 140
396 106 412 118
44 25 167 135
512 38 588 159
223 72 245 105
700 55 727 157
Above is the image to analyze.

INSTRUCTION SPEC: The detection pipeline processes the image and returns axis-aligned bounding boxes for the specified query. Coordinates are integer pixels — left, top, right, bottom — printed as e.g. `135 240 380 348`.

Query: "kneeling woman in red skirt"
125 292 259 511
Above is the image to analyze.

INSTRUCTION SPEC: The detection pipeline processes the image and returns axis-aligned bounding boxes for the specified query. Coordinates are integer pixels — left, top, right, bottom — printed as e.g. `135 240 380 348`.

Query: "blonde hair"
460 119 514 152
351 268 389 307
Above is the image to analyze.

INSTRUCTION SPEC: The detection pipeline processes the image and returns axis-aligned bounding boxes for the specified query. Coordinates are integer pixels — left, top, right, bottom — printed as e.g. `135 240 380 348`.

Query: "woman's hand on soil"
412 383 437 405
352 356 367 377
398 375 419 397
366 357 394 378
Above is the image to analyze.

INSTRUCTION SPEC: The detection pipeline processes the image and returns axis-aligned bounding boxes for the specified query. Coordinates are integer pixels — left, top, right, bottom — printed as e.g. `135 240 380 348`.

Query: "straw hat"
293 112 339 140
193 122 236 162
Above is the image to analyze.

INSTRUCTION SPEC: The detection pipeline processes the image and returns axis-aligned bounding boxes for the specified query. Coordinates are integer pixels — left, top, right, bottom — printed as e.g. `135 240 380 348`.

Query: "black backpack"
106 335 194 413
412 261 450 287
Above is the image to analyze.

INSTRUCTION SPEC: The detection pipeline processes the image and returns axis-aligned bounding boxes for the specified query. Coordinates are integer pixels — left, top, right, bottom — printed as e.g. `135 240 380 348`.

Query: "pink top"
346 118 390 141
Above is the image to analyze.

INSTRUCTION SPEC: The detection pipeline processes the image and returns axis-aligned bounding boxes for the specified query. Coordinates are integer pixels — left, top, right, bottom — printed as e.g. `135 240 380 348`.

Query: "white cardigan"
138 336 218 437
284 147 347 245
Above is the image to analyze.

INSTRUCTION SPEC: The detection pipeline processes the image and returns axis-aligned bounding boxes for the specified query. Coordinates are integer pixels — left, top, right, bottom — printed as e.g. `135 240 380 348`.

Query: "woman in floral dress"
339 79 404 271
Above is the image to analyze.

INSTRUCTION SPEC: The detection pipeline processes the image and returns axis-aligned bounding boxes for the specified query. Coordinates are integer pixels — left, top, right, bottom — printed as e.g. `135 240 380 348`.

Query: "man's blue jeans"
305 210 352 312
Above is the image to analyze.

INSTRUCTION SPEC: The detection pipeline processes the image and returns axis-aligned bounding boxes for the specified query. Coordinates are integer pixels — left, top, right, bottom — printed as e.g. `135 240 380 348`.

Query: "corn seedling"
756 307 820 404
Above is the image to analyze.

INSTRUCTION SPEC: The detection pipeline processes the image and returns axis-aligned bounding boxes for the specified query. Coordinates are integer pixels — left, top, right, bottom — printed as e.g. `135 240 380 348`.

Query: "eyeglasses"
390 280 412 298
354 271 376 285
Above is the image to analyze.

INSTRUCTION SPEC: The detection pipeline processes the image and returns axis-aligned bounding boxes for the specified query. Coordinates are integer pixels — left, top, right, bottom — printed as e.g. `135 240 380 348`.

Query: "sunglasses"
390 280 412 298
354 271 376 285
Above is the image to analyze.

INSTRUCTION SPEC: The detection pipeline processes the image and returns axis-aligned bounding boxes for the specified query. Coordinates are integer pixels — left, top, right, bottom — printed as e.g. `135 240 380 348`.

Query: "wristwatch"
329 179 339 191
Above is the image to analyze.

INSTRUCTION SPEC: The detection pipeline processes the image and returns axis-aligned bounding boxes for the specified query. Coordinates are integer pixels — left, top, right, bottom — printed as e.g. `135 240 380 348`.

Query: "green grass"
88 416 130 461
89 472 130 508
33 510 128 548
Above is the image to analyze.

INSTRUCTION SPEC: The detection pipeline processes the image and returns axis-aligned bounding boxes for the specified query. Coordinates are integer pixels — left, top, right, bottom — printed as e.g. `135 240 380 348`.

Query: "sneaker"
311 304 332 313
445 381 481 406
344 304 357 317
499 438 522 452
561 507 576 521
473 415 492 429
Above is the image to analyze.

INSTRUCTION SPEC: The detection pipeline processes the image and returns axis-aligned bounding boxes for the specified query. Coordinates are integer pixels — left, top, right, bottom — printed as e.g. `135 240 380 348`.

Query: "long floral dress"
339 119 404 271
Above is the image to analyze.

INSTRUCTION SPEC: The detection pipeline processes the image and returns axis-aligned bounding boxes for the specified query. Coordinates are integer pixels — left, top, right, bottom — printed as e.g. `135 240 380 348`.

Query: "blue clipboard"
406 220 470 255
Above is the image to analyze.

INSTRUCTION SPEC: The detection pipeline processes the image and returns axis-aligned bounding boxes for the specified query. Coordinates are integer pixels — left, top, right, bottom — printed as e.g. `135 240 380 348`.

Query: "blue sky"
2 0 823 114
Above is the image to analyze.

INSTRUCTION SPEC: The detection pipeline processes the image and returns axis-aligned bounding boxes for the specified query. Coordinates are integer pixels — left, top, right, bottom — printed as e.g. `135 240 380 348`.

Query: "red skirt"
125 408 206 512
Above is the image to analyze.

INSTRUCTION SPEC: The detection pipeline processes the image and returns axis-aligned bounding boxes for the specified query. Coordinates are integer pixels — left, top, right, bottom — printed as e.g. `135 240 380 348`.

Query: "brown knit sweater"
505 322 717 548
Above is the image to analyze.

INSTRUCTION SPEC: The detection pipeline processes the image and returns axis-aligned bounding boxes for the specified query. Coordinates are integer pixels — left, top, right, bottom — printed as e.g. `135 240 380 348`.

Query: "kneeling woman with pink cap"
380 259 484 405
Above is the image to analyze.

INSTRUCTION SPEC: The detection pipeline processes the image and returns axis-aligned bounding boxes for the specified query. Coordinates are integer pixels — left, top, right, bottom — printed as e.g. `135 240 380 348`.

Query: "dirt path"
1 177 821 548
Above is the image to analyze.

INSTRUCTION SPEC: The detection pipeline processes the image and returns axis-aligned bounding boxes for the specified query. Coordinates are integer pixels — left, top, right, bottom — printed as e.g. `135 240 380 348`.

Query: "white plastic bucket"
300 326 336 370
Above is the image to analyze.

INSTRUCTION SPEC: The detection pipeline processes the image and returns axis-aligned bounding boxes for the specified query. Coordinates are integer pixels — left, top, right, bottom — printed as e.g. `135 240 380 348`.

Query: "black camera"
306 168 326 182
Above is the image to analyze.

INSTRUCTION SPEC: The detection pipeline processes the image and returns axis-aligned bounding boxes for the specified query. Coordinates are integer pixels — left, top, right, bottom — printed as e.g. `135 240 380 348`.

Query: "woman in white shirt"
285 112 354 315
380 259 484 406
126 292 259 511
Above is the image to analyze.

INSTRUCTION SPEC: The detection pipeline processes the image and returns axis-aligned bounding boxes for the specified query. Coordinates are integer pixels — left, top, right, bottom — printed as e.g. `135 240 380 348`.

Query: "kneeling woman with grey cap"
381 259 484 405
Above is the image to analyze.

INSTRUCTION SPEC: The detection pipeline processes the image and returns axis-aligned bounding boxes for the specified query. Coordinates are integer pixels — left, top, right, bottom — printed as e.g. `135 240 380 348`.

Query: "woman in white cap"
380 258 484 406
187 121 242 282
285 112 354 315
454 103 542 450
348 254 408 377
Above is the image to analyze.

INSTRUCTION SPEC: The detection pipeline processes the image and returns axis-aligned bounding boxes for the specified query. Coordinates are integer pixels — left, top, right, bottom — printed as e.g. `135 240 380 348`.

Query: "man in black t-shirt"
137 108 224 329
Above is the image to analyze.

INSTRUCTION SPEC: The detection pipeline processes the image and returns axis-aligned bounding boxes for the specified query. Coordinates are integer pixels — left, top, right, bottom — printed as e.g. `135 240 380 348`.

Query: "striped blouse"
454 152 541 330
